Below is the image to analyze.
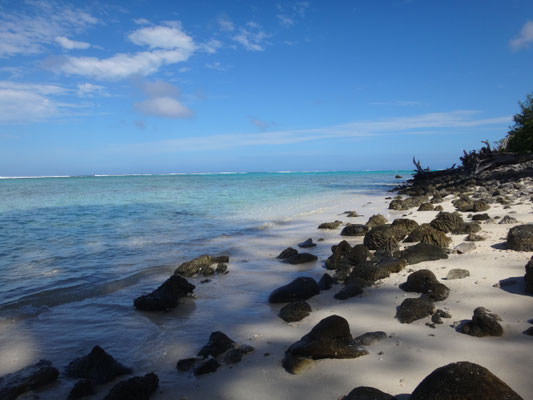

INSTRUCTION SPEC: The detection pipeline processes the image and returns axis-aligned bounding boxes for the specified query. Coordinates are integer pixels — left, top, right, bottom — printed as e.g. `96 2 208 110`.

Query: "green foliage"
505 92 533 153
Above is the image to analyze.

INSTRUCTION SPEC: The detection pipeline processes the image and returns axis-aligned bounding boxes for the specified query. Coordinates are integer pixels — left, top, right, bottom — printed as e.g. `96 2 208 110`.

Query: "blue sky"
0 0 532 176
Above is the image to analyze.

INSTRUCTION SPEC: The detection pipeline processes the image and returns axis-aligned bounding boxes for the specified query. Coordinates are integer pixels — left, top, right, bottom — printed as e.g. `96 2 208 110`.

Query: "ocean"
0 171 403 396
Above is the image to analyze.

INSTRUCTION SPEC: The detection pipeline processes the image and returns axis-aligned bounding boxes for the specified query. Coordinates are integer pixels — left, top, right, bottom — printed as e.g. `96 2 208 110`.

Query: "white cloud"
135 97 192 119
510 20 533 50
200 39 222 54
133 18 150 25
128 22 195 50
55 36 91 50
59 22 195 80
205 61 225 71
233 23 270 51
134 80 192 119
76 82 106 97
0 81 66 123
0 1 98 57
112 111 511 153
217 16 235 32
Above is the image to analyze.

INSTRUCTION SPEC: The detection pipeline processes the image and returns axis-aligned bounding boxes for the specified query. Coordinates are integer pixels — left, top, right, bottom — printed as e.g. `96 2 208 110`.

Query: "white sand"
152 191 533 400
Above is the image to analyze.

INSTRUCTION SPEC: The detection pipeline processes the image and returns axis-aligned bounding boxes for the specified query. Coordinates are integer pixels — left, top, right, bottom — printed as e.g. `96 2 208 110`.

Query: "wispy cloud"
249 117 269 130
0 1 98 57
0 81 66 123
233 22 270 51
76 82 106 97
510 20 533 50
55 36 91 50
58 21 195 80
277 14 294 27
205 61 225 71
110 111 510 153
134 80 193 119
217 16 235 32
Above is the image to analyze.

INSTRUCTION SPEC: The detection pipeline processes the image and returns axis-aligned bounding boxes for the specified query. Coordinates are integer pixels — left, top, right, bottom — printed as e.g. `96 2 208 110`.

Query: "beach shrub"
505 91 533 153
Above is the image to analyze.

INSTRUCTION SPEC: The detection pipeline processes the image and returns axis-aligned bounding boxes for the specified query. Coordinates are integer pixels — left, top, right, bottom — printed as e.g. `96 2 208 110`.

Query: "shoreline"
2 177 533 399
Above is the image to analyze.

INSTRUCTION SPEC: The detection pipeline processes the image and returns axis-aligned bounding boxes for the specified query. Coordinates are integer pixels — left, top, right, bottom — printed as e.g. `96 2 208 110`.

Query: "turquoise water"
0 172 402 312
0 171 406 396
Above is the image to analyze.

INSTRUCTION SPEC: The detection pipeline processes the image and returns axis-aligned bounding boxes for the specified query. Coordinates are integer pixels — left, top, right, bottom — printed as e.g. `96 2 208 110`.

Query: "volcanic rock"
282 315 368 374
446 268 470 280
365 214 388 228
268 277 320 303
298 238 316 248
418 202 434 211
410 361 523 400
0 360 59 400
104 373 158 400
401 242 448 265
396 297 435 323
68 379 96 400
342 386 395 400
134 274 195 311
279 301 312 322
507 224 533 251
194 358 220 375
318 273 335 290
460 307 504 337
400 269 449 301
353 331 387 346
66 346 132 384
198 331 235 358
277 247 298 259
318 220 343 229
526 257 533 295
341 224 369 236
285 253 318 264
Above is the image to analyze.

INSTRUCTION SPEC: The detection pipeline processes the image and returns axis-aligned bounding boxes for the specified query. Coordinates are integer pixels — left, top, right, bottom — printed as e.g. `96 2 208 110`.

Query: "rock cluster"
0 360 59 400
174 254 230 277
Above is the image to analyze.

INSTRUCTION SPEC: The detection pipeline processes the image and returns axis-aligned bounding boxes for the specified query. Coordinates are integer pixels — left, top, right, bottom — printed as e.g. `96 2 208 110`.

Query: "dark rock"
460 221 482 234
134 274 195 311
376 257 407 273
176 358 196 372
430 212 465 233
318 220 343 229
198 331 235 358
224 349 246 364
334 283 364 300
374 236 400 258
499 215 519 224
285 253 318 264
396 297 435 323
215 263 228 274
365 214 388 228
472 199 491 212
68 379 96 400
401 242 448 264
391 218 419 237
348 261 391 282
277 247 298 259
466 233 486 242
268 277 320 303
341 224 369 236
507 224 533 251
298 238 316 248
418 202 434 211
342 386 395 400
104 373 158 400
460 307 504 337
194 358 220 375
0 360 59 400
325 240 352 270
454 242 476 254
404 223 433 242
279 301 312 322
66 346 132 384
524 327 533 336
345 211 360 217
434 205 444 211
283 315 368 374
395 175 402 179
526 257 533 295
318 273 335 290
348 244 370 265
174 255 228 277
400 269 449 301
420 227 452 248
472 213 490 221
447 268 470 280
410 361 523 400
453 197 490 213
363 225 399 251
432 309 452 324
353 331 387 346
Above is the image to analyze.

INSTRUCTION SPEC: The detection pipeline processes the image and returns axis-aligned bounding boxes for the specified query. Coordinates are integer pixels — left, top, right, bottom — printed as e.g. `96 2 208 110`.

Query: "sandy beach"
148 186 533 399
